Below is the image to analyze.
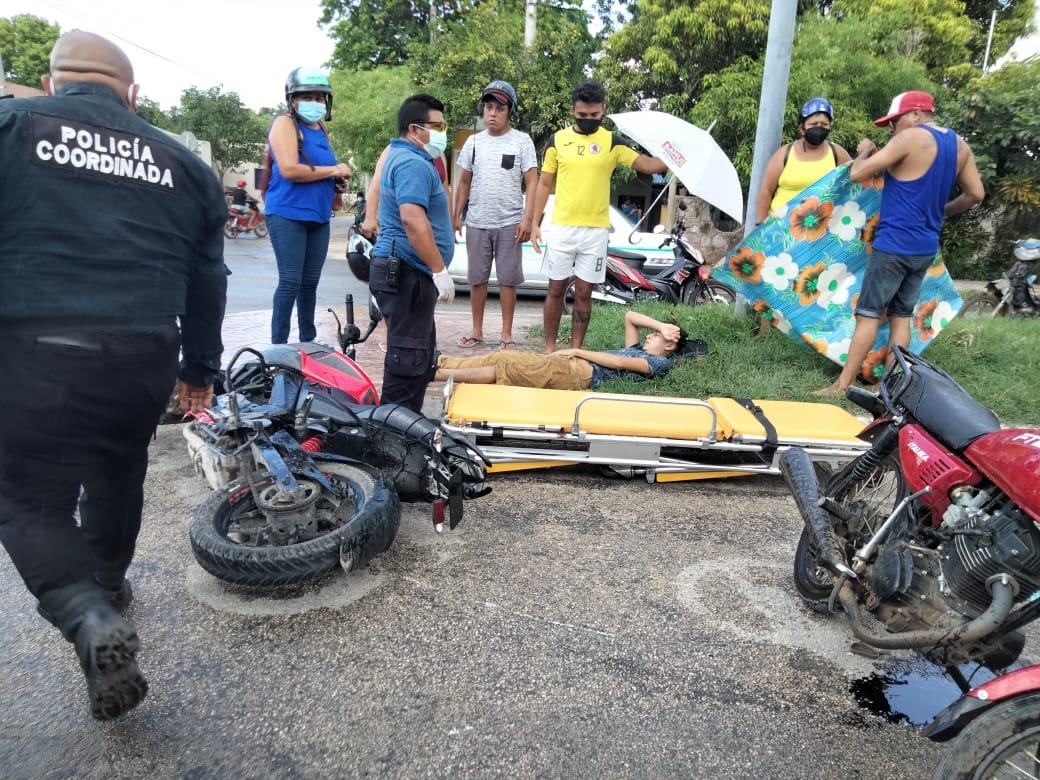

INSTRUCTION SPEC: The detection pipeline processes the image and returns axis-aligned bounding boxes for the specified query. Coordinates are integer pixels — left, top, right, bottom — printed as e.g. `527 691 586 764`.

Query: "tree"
0 14 59 87
405 0 598 149
320 0 474 70
594 0 772 116
165 87 268 179
945 57 1040 276
135 97 172 130
327 65 414 176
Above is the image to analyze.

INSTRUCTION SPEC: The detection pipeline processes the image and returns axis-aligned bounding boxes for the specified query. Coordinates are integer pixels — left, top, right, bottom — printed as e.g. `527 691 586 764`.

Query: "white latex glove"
433 268 455 304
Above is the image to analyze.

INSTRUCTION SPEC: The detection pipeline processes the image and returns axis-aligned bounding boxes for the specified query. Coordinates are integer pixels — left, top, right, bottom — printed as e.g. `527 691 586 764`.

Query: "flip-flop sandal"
457 336 483 348
499 340 516 351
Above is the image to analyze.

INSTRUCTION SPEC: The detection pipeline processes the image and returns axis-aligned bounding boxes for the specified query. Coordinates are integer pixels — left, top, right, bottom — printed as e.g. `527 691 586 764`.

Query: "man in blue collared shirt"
369 94 456 412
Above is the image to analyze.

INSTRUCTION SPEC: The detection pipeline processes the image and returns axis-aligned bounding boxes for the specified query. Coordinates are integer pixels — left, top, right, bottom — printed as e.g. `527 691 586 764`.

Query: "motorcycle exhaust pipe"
779 448 856 580
835 574 1017 650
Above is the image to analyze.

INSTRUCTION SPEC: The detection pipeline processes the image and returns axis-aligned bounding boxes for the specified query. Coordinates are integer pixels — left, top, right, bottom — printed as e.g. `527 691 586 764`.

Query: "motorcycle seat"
894 362 1001 450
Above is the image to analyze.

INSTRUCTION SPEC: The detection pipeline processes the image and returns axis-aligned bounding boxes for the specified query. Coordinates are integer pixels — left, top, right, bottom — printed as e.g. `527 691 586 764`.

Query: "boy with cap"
452 80 538 351
435 310 697 389
816 90 984 397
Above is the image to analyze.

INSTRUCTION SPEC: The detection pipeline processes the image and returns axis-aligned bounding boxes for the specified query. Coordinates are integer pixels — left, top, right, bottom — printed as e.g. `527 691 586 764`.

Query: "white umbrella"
608 111 744 223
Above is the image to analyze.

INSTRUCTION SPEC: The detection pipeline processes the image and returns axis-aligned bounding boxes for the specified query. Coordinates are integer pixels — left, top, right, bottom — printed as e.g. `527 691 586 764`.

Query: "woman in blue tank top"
264 67 353 344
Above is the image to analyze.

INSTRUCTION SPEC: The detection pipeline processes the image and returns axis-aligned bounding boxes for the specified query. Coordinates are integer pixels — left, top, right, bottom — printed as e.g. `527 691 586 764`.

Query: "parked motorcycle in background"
224 199 268 239
960 238 1040 317
564 199 736 312
779 346 1040 778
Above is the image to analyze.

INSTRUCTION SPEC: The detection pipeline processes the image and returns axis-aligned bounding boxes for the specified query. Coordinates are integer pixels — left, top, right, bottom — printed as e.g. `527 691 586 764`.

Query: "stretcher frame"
439 379 870 482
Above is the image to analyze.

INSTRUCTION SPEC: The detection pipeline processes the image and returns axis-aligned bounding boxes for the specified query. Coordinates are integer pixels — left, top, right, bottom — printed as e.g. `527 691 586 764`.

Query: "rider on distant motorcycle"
228 179 261 224
1009 240 1040 314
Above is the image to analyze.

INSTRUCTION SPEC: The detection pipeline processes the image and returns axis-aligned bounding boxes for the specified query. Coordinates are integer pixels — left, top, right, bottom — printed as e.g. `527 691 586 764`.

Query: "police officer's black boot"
36 581 148 720
94 570 133 613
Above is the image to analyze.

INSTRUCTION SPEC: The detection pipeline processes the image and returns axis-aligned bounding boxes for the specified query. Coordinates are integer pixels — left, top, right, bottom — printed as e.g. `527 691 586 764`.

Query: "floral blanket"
712 163 962 383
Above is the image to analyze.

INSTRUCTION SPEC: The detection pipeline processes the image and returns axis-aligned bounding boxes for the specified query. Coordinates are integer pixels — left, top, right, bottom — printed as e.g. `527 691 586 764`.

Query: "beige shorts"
438 351 593 390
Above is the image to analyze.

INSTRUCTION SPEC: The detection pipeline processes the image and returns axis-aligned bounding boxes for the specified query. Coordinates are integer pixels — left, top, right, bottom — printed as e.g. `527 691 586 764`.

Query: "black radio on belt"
385 241 401 290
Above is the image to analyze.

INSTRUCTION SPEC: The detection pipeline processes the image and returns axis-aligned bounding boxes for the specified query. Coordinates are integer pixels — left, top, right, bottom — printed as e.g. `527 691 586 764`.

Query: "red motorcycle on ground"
779 346 1040 778
183 295 489 587
224 200 268 239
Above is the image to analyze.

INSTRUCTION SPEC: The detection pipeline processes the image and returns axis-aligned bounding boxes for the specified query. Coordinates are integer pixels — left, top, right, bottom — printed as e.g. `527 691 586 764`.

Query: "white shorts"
541 225 609 283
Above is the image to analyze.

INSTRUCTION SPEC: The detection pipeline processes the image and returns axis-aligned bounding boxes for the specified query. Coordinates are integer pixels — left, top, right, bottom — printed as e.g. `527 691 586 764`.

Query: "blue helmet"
800 97 834 122
285 66 333 121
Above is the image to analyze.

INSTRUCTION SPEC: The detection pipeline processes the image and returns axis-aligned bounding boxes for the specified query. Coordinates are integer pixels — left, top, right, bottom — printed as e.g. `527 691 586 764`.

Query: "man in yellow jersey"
530 80 667 352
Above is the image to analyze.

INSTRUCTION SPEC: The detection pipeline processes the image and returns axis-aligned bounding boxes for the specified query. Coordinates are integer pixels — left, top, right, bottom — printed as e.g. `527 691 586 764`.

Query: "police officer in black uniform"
0 31 227 721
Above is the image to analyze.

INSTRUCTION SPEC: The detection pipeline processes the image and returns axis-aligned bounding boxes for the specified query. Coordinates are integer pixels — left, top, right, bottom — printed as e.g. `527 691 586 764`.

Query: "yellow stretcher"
440 380 870 482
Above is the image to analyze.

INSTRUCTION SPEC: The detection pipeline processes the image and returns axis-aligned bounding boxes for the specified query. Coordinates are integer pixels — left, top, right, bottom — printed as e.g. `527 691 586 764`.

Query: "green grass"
532 302 1040 428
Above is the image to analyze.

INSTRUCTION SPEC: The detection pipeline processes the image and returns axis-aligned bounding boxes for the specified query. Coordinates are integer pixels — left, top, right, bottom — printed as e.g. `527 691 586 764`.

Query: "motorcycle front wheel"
682 280 736 307
793 451 905 612
190 461 400 587
959 292 1003 319
253 219 268 238
933 691 1040 779
223 218 239 240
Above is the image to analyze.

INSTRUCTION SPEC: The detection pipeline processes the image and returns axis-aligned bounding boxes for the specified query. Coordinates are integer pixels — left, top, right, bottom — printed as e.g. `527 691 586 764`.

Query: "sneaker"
73 607 148 721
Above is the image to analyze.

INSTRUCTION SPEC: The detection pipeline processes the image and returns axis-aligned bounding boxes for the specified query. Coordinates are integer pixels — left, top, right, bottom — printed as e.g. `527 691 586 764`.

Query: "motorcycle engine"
864 487 1040 666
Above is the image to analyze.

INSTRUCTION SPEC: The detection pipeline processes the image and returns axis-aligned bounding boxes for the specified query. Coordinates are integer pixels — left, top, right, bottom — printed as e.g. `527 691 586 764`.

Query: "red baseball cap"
874 91 935 127
484 90 511 106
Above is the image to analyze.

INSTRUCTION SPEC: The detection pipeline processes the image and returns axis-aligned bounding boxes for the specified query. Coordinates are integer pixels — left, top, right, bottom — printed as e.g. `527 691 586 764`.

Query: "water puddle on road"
849 656 998 727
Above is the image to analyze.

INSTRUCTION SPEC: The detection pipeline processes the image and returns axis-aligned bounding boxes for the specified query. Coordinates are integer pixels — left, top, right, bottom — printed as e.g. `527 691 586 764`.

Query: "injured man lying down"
435 311 705 391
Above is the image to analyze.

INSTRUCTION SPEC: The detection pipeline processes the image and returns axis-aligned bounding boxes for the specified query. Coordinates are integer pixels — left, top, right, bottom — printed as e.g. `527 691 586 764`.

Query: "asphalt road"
0 221 1017 778
1 423 979 779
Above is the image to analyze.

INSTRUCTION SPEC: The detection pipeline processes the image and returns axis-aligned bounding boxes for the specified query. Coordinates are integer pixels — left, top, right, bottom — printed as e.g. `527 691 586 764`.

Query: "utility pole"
744 0 798 238
0 50 8 98
982 8 997 72
525 0 537 49
430 0 438 45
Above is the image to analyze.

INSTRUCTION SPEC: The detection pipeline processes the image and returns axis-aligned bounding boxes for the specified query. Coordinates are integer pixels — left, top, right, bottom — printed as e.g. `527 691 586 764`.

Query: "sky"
0 0 336 110
3 0 1038 111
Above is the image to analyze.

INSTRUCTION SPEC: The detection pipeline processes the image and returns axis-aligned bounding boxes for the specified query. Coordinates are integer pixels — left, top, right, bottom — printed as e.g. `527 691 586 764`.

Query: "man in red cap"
816 90 984 396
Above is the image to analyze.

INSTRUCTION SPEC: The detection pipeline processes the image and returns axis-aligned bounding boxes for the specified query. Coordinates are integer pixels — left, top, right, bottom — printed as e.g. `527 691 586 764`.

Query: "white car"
449 194 673 293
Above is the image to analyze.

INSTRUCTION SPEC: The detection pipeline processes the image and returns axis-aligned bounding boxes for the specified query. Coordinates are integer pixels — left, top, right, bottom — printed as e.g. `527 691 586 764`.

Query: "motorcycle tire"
189 461 400 587
253 220 268 239
223 218 239 240
932 691 1040 779
682 280 736 307
793 451 905 612
959 291 1004 319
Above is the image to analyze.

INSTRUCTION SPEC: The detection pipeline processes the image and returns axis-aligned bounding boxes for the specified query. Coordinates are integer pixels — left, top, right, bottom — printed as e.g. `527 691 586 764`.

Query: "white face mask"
423 128 448 158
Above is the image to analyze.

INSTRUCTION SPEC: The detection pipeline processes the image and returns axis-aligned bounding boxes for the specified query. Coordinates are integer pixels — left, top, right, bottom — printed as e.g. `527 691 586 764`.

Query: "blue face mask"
296 100 326 123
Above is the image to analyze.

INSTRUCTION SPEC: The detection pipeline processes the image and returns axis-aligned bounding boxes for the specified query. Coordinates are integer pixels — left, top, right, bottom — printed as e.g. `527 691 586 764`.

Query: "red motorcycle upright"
224 199 268 239
779 346 1040 778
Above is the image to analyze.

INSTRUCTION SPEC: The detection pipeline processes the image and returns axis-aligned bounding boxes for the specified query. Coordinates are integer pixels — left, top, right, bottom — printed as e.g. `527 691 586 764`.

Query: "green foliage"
594 0 771 116
576 301 1040 427
327 66 414 175
135 97 171 130
165 87 268 178
405 0 597 149
945 58 1040 276
321 0 472 70
0 14 60 86
693 13 936 186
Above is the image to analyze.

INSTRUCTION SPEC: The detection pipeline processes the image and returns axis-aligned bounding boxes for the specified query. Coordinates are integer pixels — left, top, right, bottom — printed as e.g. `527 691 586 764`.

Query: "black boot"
37 582 148 720
94 571 134 613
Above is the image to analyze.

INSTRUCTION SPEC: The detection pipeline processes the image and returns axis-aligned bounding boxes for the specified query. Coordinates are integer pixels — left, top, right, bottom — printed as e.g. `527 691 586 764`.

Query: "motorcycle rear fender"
926 665 1040 742
966 429 1040 524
